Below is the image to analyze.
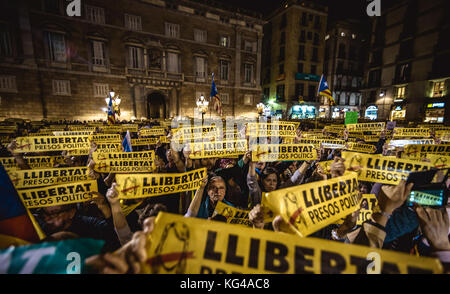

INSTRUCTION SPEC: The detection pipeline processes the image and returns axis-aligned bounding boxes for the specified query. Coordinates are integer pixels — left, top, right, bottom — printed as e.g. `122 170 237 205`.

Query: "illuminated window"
395 86 406 99
432 81 445 97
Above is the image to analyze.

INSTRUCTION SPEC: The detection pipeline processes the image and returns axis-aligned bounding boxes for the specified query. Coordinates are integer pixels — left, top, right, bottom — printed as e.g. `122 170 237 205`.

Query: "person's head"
138 203 167 228
166 149 173 163
361 199 369 210
207 176 227 203
39 204 77 234
255 161 266 171
261 167 280 192
360 182 370 194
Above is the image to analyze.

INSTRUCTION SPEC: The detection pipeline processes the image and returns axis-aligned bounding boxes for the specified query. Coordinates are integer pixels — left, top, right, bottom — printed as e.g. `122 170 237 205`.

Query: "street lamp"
196 94 209 120
105 89 121 122
256 103 265 116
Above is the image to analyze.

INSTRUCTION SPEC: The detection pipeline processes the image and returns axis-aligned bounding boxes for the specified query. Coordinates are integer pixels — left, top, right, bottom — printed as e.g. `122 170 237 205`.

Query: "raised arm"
185 176 208 218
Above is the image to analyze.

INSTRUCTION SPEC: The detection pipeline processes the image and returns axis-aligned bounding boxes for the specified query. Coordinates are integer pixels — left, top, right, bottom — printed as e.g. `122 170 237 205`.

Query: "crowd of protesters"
0 117 449 274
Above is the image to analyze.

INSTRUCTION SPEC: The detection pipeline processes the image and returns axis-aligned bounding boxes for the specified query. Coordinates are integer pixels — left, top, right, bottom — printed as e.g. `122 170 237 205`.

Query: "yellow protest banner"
426 154 450 169
212 201 252 227
346 122 385 132
345 142 377 154
436 131 450 142
116 168 207 199
318 160 333 174
1 156 65 170
323 126 345 135
298 138 346 149
53 131 94 136
387 139 435 149
68 126 97 132
98 126 123 133
18 180 98 209
90 134 122 143
95 142 122 153
7 167 89 189
159 136 169 144
139 127 166 137
403 144 450 160
251 144 317 162
247 123 297 137
189 140 247 159
93 151 156 173
13 136 91 153
131 138 158 146
172 126 218 141
141 212 442 274
393 128 430 138
356 194 378 226
362 135 380 142
341 151 432 185
264 172 359 237
121 124 139 133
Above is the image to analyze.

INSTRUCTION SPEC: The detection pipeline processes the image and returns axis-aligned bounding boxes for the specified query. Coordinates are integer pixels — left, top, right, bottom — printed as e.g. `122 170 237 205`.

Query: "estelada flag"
318 75 336 106
0 164 41 243
107 94 115 125
210 73 223 116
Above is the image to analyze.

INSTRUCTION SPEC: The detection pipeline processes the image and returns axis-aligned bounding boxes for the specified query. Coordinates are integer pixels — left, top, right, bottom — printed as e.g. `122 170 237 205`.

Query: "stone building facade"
361 0 449 123
261 0 327 119
321 19 368 119
0 0 264 121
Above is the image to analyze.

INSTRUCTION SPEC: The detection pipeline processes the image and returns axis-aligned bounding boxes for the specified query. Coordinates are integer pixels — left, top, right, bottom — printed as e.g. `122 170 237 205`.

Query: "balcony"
392 76 410 85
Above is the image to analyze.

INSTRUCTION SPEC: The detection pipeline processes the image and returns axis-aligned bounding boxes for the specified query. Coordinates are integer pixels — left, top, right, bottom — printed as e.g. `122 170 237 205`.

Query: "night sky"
209 0 373 21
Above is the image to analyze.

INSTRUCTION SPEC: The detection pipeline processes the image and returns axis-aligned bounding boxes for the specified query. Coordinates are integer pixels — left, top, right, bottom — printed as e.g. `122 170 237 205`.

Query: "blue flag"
122 130 132 152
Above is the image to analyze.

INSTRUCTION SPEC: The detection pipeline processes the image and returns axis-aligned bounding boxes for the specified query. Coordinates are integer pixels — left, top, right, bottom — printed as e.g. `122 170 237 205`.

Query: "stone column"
256 32 263 87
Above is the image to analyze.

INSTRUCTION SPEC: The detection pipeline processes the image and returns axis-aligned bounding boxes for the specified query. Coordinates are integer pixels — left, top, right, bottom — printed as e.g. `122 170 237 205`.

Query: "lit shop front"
331 106 359 119
390 105 406 121
290 105 316 119
364 105 378 120
424 102 445 123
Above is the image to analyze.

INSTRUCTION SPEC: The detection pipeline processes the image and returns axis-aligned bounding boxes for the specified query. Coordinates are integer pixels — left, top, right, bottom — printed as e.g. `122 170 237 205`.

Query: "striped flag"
318 75 336 106
0 164 41 245
122 130 132 152
210 73 222 116
107 95 115 125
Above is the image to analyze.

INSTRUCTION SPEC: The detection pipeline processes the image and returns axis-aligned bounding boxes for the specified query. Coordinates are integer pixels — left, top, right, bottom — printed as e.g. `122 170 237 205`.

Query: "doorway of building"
147 92 166 119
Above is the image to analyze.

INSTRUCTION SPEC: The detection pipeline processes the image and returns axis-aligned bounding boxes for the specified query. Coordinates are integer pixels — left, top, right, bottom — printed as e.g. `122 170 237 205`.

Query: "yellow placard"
99 126 124 133
345 142 377 154
264 172 359 237
363 135 381 142
251 144 317 162
18 180 98 209
346 122 385 132
13 136 91 153
1 156 64 170
93 151 156 173
121 124 139 133
115 168 207 199
298 138 346 149
189 140 247 159
90 134 122 143
120 200 144 216
139 128 166 137
426 154 450 169
53 131 94 136
212 201 252 227
341 151 432 185
7 167 89 189
141 212 442 274
356 194 379 226
95 142 122 153
405 144 450 159
393 128 430 138
159 136 169 144
68 126 97 132
317 160 333 174
131 138 158 146
247 123 297 137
